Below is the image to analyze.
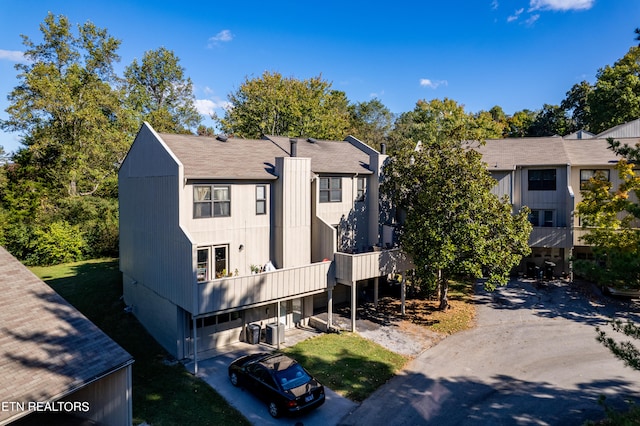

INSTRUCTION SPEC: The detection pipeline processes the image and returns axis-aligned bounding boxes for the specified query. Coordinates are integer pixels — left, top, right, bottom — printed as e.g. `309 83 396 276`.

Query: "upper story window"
320 177 342 203
194 185 231 218
529 210 554 227
356 177 366 203
256 185 267 215
528 169 556 191
580 169 610 189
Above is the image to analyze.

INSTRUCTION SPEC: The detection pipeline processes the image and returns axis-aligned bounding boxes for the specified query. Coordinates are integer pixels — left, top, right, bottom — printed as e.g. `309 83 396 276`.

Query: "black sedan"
228 352 325 418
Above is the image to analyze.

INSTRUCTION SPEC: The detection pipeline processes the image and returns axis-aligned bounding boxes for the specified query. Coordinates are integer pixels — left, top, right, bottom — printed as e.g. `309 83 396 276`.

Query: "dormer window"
319 177 342 203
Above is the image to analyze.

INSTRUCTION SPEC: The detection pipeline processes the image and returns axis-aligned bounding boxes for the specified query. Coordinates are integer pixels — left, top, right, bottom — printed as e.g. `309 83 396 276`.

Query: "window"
320 177 342 203
356 177 366 202
528 169 556 191
580 169 610 189
529 210 554 227
196 245 229 281
194 185 230 218
256 185 267 215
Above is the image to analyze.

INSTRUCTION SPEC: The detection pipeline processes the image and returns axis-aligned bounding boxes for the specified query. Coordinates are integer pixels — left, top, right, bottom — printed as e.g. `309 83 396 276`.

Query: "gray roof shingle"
0 247 133 424
158 133 374 180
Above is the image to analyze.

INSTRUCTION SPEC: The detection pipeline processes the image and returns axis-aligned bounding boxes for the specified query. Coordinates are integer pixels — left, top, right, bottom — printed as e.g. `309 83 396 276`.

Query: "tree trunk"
439 270 449 310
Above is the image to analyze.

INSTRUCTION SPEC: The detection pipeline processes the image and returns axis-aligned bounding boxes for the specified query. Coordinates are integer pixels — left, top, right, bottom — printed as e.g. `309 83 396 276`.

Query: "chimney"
380 143 387 155
290 138 298 157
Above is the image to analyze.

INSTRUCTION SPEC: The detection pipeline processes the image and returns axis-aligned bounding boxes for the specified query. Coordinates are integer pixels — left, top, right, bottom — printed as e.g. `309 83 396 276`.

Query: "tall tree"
216 71 351 139
347 98 393 150
1 12 134 197
124 47 201 133
528 104 575 137
383 101 532 309
588 46 640 134
505 109 537 137
561 80 592 131
389 98 503 154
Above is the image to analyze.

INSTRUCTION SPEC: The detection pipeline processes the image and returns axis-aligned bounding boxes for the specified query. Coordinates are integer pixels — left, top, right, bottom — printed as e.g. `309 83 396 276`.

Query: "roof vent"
307 137 317 144
216 135 228 142
290 138 298 157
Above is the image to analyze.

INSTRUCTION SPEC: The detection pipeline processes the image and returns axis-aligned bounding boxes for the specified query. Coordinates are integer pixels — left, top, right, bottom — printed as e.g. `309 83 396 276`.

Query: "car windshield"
274 363 311 390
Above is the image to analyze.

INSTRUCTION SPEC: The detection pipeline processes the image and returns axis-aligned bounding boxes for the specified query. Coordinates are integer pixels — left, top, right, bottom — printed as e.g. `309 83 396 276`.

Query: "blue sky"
1 0 639 153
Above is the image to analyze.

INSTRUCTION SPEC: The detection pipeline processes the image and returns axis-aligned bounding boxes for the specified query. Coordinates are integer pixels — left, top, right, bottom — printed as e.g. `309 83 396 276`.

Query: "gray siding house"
119 123 410 361
474 131 638 276
0 247 133 426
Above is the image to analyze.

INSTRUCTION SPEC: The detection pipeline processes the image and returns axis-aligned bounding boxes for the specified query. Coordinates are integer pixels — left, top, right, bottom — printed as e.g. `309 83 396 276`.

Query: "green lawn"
282 333 408 402
30 258 250 426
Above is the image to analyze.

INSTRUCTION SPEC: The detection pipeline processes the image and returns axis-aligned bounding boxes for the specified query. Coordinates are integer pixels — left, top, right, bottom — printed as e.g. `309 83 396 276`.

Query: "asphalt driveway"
339 278 640 426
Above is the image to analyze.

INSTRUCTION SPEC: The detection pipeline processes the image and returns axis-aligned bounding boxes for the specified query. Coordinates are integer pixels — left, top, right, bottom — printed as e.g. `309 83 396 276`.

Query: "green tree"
505 109 536 137
561 80 592 131
124 47 201 133
216 71 351 139
389 98 503 154
576 145 640 290
528 104 575 137
588 46 640 134
382 103 532 309
346 98 394 151
1 13 134 197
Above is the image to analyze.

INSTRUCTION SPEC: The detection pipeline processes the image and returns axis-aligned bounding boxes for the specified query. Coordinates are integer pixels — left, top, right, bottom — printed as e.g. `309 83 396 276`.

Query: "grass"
281 333 408 402
30 258 249 426
29 259 478 420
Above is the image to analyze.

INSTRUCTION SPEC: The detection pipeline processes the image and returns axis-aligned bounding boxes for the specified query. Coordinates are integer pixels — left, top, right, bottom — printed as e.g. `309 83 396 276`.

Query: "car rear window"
274 363 311 390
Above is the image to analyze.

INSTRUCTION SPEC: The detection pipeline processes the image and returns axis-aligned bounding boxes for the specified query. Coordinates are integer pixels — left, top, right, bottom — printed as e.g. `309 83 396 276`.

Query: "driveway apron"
339 279 640 426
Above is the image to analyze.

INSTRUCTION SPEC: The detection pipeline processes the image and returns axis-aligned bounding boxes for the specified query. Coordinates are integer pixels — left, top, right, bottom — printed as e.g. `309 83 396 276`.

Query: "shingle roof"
266 136 373 175
0 247 133 424
158 133 374 180
473 136 627 169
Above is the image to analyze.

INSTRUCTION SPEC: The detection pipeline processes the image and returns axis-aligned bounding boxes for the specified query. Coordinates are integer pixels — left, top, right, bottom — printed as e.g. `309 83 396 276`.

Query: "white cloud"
195 98 231 116
419 79 447 89
491 0 499 10
525 13 541 25
207 30 233 48
507 8 524 22
529 0 594 11
0 49 26 62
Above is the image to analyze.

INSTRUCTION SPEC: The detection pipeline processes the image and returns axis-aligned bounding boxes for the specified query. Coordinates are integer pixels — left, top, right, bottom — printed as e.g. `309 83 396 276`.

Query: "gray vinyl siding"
521 166 569 227
489 170 513 200
119 124 195 312
273 157 311 268
62 365 132 426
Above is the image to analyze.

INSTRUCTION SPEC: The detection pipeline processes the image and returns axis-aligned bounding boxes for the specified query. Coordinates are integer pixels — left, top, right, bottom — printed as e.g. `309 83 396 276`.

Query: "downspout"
193 316 198 375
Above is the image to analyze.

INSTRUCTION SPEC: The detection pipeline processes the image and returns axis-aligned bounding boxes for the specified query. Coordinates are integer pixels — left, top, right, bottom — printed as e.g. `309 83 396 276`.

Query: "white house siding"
183 182 272 276
274 157 311 268
489 170 513 201
520 166 570 227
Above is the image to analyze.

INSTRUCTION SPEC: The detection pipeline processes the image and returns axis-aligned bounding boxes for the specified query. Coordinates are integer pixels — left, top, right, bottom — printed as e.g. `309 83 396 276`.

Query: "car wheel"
229 371 239 387
268 401 281 418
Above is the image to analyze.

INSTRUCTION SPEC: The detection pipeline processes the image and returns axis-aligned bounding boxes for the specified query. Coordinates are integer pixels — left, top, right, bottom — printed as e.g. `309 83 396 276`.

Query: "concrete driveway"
339 279 640 426
187 338 356 426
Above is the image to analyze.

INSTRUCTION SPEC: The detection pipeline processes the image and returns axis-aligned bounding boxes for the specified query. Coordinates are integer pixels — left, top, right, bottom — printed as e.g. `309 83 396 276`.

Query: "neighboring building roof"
158 133 374 180
564 129 595 140
563 138 622 166
474 137 569 170
596 118 640 139
474 135 631 170
0 246 133 425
